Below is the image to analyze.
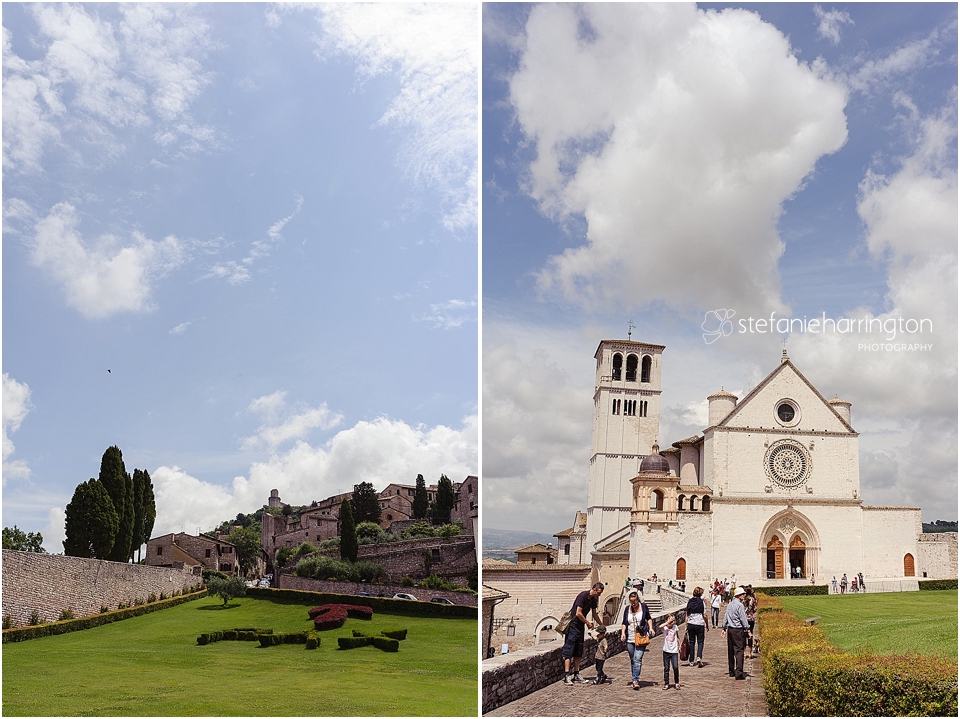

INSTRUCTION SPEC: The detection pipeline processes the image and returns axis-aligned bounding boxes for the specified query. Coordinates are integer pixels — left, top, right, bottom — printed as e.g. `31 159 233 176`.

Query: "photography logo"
702 309 736 345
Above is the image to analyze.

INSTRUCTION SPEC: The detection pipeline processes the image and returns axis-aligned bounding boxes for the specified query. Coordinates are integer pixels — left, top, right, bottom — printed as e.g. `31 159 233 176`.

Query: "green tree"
350 481 381 525
433 474 456 525
98 446 134 562
339 498 358 563
2 525 46 552
355 521 385 544
412 474 429 520
139 469 156 554
225 526 262 576
205 575 247 606
131 469 146 562
63 479 119 559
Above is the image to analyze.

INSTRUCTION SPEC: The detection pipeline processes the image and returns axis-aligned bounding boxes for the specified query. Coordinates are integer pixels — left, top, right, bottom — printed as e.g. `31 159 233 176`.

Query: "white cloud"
241 391 343 452
508 4 847 316
42 507 66 553
169 320 192 335
846 22 955 95
814 6 853 45
418 298 478 329
315 3 478 231
152 414 477 536
28 202 184 319
2 373 32 482
2 4 215 175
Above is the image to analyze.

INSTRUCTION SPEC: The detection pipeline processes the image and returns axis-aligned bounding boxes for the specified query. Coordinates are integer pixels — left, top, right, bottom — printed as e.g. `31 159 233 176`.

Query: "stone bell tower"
585 339 664 553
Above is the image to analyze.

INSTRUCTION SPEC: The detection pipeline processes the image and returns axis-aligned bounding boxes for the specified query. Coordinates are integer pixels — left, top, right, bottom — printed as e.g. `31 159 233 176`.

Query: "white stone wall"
916 532 958 579
861 506 922 577
630 513 713 583
481 567 593 653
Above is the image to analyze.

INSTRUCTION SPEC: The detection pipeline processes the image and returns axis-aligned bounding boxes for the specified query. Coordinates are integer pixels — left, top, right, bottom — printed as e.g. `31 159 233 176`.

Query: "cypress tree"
434 474 455 524
339 498 358 563
98 446 134 562
412 474 429 520
63 479 119 559
140 469 156 553
131 469 145 562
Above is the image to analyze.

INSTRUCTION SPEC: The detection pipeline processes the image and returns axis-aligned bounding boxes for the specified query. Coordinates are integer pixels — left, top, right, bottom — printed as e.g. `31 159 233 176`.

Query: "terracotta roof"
554 527 575 537
514 542 555 554
482 584 510 601
828 396 851 405
595 538 630 553
672 435 702 446
707 389 738 399
481 563 592 572
482 558 517 566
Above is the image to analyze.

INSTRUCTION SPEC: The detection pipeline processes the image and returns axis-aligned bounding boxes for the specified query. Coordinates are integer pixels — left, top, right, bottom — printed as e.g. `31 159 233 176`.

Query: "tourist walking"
832 576 838 593
743 586 757 657
620 590 653 690
840 573 848 594
858 572 865 593
711 588 722 626
562 581 603 685
721 586 750 680
662 614 681 690
684 587 708 667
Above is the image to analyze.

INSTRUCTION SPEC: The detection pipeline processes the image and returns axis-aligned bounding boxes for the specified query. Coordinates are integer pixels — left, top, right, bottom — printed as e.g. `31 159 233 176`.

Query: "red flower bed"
308 604 373 631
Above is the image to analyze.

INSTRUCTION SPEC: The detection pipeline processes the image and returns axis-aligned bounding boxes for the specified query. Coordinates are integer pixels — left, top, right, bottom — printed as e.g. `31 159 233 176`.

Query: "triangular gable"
718 360 855 434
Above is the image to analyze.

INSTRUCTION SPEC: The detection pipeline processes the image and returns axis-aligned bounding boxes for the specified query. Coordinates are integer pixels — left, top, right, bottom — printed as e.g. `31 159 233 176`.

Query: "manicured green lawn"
2 595 477 716
778 590 957 659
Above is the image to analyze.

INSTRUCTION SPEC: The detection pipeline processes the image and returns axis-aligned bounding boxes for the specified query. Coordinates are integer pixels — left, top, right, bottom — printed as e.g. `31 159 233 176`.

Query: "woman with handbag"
620 591 653 690
684 586 708 667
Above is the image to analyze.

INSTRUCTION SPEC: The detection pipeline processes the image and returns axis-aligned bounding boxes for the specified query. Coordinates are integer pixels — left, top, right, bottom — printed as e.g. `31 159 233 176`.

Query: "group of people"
832 572 866 594
560 580 759 689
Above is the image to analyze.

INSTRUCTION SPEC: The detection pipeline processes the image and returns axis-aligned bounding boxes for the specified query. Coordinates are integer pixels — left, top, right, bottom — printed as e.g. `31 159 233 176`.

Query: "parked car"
430 597 455 605
244 580 256 588
357 591 372 596
257 579 271 588
392 593 418 601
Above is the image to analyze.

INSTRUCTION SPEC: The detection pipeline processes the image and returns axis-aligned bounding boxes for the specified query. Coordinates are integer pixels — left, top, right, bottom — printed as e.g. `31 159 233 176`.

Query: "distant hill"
923 520 958 533
482 528 556 561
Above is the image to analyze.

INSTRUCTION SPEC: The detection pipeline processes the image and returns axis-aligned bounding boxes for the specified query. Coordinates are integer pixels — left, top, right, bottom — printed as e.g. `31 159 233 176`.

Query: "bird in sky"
107 369 111 373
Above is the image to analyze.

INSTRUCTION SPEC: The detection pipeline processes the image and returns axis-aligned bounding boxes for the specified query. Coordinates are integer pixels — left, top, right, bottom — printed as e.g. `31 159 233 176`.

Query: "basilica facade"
561 339 948 602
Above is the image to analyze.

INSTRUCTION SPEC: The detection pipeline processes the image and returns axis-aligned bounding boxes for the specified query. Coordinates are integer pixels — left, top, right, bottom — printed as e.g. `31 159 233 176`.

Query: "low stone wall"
275 574 477 607
2 550 199 626
482 608 686 713
358 534 477 581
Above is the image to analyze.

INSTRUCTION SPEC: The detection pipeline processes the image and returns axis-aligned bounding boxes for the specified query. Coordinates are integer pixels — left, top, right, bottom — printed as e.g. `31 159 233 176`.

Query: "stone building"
554 511 587 565
572 339 955 607
482 583 511 659
145 532 240 575
514 543 557 565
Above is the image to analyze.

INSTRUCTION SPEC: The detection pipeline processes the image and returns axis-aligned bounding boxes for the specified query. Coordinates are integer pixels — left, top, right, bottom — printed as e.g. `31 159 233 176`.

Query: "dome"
640 444 670 473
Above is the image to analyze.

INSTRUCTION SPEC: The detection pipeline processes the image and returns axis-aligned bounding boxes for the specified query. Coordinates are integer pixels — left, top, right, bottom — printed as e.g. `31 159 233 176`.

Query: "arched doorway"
676 557 686 580
904 553 915 577
534 616 560 646
602 597 619 625
789 536 806 579
766 536 784 579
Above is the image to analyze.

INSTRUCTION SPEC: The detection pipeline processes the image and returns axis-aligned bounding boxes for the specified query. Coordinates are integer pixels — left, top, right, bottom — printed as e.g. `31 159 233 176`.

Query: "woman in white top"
620 591 653 690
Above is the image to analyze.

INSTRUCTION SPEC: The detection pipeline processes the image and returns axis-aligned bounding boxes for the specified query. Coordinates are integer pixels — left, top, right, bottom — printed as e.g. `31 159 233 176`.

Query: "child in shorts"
593 625 611 684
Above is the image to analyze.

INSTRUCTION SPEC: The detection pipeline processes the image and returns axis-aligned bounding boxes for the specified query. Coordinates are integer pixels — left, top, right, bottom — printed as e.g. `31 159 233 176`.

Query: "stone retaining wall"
275 574 478 607
2 550 199 626
482 608 686 713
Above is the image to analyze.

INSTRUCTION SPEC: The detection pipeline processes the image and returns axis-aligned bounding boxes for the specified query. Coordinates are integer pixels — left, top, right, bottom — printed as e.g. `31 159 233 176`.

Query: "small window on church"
777 403 796 423
702 496 711 511
624 400 636 416
612 399 621 415
641 355 652 383
612 354 623 381
564 544 570 555
651 489 664 511
626 354 638 382
677 495 685 511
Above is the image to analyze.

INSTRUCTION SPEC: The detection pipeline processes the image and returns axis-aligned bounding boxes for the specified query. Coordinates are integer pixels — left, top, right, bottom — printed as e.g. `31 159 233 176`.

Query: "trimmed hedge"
308 603 374 631
755 584 828 597
2 589 207 643
758 599 957 716
341 628 408 652
246 587 475 619
197 627 271 645
919 579 958 591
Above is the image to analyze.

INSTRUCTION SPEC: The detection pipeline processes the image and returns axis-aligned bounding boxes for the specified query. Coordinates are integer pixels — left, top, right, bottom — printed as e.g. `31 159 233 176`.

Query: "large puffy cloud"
2 373 32 481
151 414 477 536
241 391 343 452
28 202 184 318
3 3 215 174
510 4 847 315
314 3 478 231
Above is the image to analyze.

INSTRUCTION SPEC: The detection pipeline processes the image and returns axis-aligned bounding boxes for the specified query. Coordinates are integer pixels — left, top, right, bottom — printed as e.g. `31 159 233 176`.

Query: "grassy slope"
2 595 477 716
778 590 957 659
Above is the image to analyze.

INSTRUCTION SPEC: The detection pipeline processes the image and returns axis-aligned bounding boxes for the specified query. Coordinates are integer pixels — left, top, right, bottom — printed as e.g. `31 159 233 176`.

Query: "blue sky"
483 3 957 533
2 3 478 551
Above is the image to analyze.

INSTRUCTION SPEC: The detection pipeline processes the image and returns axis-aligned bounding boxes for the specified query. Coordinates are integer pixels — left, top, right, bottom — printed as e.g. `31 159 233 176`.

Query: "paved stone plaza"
485 629 769 717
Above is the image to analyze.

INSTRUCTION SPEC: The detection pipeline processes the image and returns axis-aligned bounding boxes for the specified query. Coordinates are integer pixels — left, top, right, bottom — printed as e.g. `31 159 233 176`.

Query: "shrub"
134 597 145 607
352 561 384 582
371 635 400 652
337 636 369 649
100 605 109 614
28 610 40 626
275 546 294 568
436 523 461 538
4 589 207 643
401 521 435 540
755 584 828 597
418 573 458 591
202 568 229 582
206 576 247 606
295 556 384 583
243 586 476 619
919 579 958 591
159 592 167 600
147 593 157 604
758 601 957 716
294 541 318 559
400 576 415 587
356 522 385 544
306 631 320 650
317 537 340 551
58 609 75 621
380 628 408 640
2 615 12 630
